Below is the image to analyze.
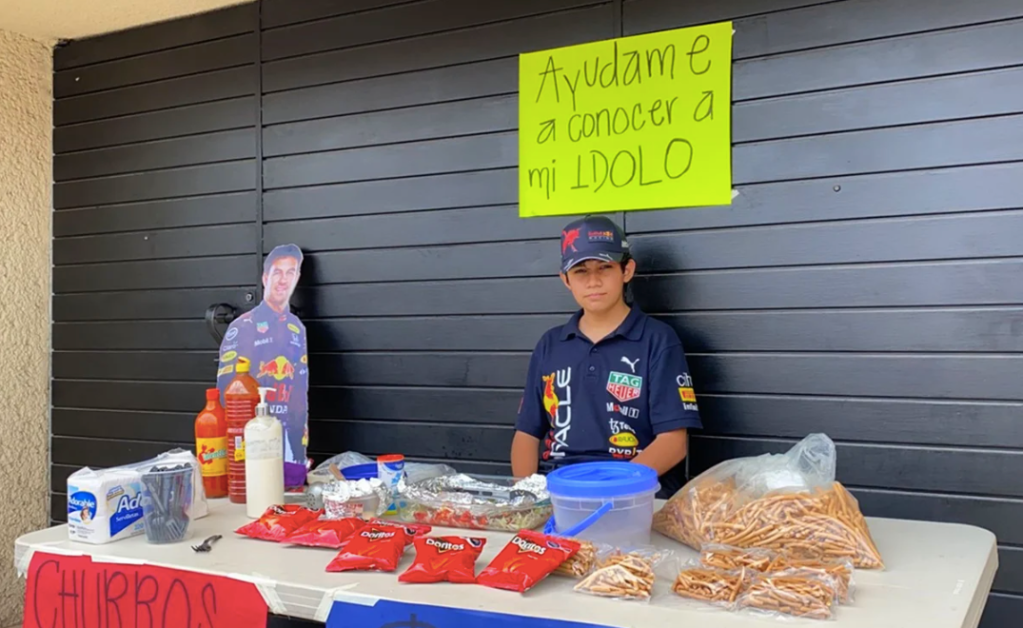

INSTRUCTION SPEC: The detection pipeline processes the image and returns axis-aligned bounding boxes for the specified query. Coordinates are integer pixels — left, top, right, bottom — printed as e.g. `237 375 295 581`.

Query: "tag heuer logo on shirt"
607 371 643 402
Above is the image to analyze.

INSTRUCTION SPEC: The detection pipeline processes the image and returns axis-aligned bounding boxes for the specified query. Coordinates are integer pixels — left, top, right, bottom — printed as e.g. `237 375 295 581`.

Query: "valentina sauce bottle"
224 357 260 504
195 388 228 498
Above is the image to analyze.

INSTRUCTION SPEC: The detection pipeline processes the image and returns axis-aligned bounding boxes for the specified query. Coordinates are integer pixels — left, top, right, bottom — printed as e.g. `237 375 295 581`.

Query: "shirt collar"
559 306 646 342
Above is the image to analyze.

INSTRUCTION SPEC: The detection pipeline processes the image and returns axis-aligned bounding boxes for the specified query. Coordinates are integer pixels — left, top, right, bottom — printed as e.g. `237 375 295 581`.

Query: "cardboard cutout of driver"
217 244 309 489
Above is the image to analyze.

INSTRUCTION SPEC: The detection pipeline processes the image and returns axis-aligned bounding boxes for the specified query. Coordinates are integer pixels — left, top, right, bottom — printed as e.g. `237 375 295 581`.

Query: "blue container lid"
547 462 658 498
341 463 378 480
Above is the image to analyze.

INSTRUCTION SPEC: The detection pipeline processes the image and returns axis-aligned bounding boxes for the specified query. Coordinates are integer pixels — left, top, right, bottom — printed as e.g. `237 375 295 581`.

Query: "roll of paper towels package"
66 449 209 544
67 466 145 544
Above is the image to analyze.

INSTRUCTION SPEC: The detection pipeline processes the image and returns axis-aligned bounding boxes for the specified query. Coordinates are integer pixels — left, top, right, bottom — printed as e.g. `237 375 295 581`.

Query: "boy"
511 216 702 494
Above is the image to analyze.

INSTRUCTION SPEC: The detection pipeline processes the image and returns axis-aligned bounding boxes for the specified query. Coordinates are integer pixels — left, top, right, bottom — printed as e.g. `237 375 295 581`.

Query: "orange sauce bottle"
195 388 228 499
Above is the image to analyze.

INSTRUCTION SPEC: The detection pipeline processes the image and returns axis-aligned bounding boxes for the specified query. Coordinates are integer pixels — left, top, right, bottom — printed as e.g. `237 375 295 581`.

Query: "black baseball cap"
560 216 630 273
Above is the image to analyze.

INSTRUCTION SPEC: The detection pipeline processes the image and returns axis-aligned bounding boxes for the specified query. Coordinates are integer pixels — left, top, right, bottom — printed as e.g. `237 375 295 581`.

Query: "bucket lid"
341 463 378 480
547 462 658 498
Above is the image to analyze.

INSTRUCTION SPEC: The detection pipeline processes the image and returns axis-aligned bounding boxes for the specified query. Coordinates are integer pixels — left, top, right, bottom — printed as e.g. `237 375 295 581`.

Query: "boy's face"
561 259 636 313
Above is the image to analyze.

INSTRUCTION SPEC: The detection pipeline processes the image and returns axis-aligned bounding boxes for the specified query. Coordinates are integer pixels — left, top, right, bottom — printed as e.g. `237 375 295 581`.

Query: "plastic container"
224 357 260 504
195 388 228 499
327 492 381 519
140 464 194 544
377 454 405 514
546 462 660 547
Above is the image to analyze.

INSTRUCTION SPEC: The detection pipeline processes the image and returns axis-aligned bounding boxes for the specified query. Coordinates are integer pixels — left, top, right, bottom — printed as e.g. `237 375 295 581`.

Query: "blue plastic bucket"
545 462 659 546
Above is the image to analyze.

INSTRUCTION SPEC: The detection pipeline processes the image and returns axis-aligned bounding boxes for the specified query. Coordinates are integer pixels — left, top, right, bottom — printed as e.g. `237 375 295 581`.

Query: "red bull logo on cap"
561 227 580 254
258 356 296 381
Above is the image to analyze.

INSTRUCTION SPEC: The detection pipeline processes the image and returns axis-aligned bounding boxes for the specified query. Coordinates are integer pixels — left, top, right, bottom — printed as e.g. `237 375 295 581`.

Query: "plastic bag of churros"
699 545 855 604
572 548 672 601
552 540 600 578
671 561 753 609
653 434 884 569
737 569 839 620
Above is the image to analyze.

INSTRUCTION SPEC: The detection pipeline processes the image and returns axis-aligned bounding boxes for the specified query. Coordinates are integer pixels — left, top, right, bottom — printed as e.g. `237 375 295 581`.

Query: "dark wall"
50 0 1023 624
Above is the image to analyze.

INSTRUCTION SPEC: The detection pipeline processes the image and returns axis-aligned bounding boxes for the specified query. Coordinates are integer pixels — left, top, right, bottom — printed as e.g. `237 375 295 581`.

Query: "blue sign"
326 598 614 628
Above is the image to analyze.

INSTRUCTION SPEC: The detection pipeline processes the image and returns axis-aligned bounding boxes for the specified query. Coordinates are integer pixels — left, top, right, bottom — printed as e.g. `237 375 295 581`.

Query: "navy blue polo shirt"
516 307 702 475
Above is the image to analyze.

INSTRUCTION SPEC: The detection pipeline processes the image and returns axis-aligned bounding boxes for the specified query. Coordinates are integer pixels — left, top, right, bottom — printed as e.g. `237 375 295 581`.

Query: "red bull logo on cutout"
258 356 296 381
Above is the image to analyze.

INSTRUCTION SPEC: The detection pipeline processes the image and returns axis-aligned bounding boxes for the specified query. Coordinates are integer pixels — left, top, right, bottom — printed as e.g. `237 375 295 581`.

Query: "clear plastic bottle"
224 357 259 504
244 387 284 518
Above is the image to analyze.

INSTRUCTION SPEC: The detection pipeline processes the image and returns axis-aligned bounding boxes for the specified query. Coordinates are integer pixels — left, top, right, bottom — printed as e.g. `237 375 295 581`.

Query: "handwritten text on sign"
519 22 733 217
22 552 269 628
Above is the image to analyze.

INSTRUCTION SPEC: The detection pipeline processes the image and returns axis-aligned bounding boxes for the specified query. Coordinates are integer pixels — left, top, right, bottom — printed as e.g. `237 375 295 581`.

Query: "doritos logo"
258 356 295 381
561 228 580 254
512 535 546 554
426 538 465 553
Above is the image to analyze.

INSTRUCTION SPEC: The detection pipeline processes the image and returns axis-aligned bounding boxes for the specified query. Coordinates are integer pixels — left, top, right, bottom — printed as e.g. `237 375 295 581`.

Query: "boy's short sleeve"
515 339 548 439
648 342 703 435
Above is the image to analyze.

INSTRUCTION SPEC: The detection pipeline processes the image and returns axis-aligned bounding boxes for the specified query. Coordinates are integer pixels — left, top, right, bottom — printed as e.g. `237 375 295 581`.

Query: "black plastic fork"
191 534 222 553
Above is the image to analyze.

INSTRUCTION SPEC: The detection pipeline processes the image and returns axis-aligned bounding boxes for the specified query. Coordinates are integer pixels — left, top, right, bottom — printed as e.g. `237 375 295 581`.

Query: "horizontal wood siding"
51 1 1022 623
49 0 261 541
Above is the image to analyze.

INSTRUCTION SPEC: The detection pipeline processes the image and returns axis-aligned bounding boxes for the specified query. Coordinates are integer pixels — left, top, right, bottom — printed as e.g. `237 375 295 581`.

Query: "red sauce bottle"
225 357 260 504
195 388 228 499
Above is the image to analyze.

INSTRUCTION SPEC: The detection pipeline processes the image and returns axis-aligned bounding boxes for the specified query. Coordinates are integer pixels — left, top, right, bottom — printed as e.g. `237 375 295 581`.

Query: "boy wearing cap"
511 217 702 494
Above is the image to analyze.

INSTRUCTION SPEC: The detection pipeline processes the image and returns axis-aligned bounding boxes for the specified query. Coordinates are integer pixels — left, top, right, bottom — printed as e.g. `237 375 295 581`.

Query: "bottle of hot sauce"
225 357 261 504
195 388 228 499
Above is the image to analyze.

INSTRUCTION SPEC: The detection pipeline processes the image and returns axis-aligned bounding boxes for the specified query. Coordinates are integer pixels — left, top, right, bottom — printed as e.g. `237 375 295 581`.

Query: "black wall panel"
50 0 1023 624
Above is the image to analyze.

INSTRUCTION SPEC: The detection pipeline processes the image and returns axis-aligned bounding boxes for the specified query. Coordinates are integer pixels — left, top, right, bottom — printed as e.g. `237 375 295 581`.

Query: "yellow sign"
519 22 733 217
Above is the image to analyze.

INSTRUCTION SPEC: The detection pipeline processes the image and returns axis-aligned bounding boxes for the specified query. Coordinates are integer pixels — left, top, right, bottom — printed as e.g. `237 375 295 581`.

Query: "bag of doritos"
325 526 409 572
235 505 321 542
476 530 579 593
399 536 487 584
366 519 432 545
286 517 365 549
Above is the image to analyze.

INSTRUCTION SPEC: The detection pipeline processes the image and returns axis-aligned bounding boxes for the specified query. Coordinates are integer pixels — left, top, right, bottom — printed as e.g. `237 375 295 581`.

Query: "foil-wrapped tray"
396 473 552 532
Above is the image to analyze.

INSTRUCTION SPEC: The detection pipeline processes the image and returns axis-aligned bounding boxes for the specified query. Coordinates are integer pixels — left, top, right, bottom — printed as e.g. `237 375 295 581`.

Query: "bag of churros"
653 434 884 569
671 560 753 610
737 569 839 620
573 547 672 601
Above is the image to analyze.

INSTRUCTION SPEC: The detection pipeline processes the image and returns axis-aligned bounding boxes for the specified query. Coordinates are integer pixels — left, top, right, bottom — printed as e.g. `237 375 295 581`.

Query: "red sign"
23 552 268 628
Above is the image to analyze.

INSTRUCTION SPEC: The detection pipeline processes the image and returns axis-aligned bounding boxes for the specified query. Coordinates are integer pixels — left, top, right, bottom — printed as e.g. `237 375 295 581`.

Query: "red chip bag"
326 526 409 572
399 536 487 584
235 505 321 542
476 530 580 593
286 517 366 549
366 519 432 545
